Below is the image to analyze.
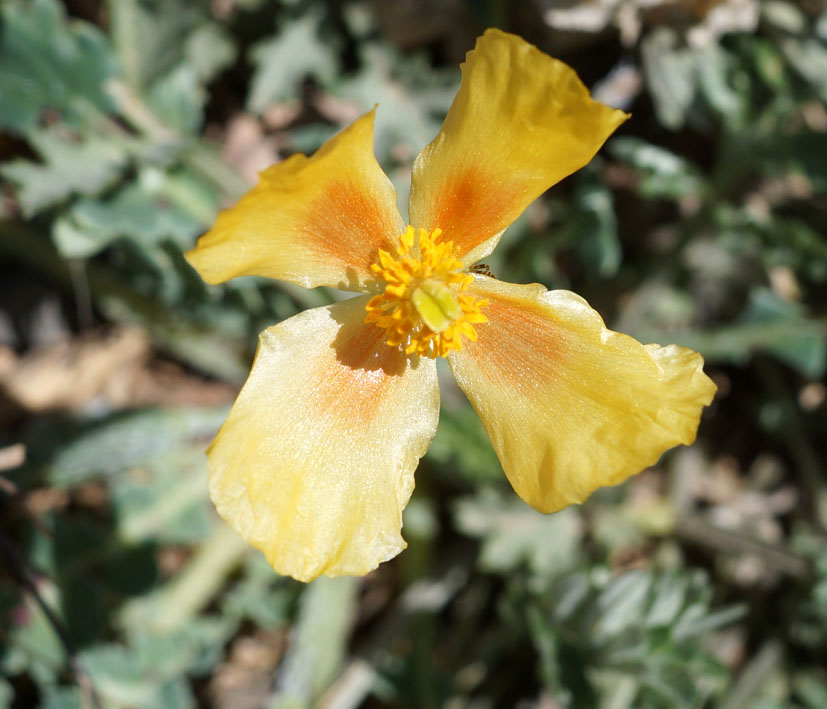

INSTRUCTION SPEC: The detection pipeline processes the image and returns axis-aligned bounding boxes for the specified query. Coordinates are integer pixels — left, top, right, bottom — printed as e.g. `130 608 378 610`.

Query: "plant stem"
120 521 249 633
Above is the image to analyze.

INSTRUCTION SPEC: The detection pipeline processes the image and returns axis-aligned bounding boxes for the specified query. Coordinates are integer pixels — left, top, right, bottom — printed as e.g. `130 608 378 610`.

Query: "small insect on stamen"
470 263 495 278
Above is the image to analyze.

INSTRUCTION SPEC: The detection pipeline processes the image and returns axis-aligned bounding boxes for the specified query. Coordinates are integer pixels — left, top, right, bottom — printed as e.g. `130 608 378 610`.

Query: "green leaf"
103 598 236 688
555 165 621 278
673 604 747 640
53 177 203 259
0 0 115 132
80 638 205 708
641 28 696 130
455 490 582 578
335 42 452 160
26 406 227 488
155 680 197 709
644 575 689 628
185 23 237 83
782 37 827 101
750 38 788 92
609 137 705 200
146 64 205 135
131 618 235 679
40 687 82 709
0 678 12 709
0 128 128 216
737 289 827 377
642 289 827 378
105 1 234 137
82 645 157 707
591 569 653 641
106 0 210 91
640 312 826 380
1 581 65 686
793 672 827 709
222 554 292 629
537 569 736 705
247 12 339 112
426 402 501 481
695 45 746 128
111 449 210 544
97 294 252 383
762 0 807 33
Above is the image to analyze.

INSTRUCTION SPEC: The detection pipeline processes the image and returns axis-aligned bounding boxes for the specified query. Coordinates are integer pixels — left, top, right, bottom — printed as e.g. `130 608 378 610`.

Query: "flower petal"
186 110 404 291
208 297 439 581
409 29 628 265
448 278 716 513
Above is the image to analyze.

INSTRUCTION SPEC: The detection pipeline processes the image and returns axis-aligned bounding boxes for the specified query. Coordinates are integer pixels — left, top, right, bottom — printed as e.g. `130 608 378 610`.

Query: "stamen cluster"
364 226 488 358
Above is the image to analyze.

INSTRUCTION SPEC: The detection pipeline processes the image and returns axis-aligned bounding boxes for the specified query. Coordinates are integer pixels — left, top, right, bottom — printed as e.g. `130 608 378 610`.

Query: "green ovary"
411 279 462 333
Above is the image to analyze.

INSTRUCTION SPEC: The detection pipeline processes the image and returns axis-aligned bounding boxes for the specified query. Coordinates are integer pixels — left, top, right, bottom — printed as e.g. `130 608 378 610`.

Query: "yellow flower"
186 29 716 582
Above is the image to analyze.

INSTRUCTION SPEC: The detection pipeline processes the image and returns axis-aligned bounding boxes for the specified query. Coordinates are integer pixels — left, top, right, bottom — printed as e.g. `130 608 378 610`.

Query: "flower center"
364 226 488 358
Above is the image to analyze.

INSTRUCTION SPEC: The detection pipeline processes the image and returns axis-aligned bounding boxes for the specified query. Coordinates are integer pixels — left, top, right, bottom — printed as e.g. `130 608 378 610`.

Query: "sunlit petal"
186 110 404 291
409 29 628 265
448 278 716 513
208 297 439 581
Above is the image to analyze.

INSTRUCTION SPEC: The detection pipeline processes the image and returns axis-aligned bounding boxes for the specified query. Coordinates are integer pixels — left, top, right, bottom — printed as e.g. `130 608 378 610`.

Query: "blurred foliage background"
1 0 826 706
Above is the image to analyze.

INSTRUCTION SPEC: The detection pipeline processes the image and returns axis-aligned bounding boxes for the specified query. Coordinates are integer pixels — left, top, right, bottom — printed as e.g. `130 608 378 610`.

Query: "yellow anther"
364 227 488 358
